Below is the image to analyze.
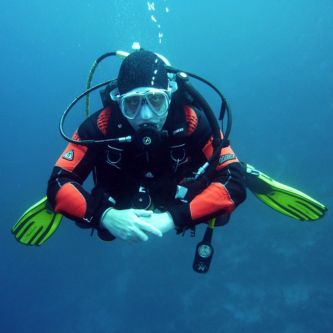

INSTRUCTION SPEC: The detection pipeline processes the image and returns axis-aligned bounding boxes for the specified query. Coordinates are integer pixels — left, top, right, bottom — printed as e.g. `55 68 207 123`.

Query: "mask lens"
146 92 169 115
122 95 142 118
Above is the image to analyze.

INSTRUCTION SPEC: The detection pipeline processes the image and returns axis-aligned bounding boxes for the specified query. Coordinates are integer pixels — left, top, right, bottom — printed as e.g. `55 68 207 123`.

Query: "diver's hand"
142 212 175 234
100 208 163 242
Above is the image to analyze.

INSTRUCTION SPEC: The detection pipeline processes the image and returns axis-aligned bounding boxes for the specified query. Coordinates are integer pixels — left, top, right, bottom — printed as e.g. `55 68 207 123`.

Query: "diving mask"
115 87 171 120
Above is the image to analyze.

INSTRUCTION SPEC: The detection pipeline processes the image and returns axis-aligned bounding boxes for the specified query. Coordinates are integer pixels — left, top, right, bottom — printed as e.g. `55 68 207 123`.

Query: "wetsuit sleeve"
168 106 247 230
47 109 114 228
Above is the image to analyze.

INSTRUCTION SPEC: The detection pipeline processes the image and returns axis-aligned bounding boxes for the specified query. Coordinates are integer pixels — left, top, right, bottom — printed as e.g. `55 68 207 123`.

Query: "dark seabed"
1 1 332 332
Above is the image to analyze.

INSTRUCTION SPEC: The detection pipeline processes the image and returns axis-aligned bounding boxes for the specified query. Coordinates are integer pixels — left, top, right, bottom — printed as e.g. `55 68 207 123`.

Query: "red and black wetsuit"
47 102 246 240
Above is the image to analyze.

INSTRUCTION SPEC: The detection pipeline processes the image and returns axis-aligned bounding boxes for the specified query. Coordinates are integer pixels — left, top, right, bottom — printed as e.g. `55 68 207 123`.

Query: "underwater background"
1 0 333 332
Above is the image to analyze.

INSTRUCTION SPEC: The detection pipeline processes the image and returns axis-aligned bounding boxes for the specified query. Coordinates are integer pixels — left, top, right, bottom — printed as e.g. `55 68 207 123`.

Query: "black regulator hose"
181 80 222 146
165 65 232 144
169 68 230 179
181 81 223 172
85 52 119 117
60 80 120 145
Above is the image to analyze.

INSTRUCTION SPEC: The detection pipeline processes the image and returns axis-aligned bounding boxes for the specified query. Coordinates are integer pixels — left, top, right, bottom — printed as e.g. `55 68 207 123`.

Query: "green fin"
244 163 327 221
12 197 63 246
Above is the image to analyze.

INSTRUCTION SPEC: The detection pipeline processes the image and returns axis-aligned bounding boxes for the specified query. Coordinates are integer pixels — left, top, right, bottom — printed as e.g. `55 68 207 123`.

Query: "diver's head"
116 49 172 131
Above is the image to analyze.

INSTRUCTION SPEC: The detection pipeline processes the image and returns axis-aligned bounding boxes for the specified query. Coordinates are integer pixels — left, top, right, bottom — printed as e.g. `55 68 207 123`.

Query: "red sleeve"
189 133 240 220
47 109 113 225
47 131 98 223
168 106 246 229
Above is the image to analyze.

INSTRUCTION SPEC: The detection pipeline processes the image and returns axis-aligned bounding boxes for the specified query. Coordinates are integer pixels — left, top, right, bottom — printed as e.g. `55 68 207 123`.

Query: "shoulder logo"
219 154 236 164
63 150 74 161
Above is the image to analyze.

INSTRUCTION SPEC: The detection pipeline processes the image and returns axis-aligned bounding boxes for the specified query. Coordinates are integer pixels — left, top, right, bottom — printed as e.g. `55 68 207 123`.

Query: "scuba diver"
12 47 327 273
47 49 246 242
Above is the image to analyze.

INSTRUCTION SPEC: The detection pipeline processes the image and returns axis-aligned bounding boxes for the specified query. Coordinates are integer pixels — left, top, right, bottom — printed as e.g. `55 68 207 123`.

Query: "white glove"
141 212 175 234
100 208 163 242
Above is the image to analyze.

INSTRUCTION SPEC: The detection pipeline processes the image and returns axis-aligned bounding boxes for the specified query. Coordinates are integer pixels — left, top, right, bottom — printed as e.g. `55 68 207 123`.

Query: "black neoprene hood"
117 49 169 94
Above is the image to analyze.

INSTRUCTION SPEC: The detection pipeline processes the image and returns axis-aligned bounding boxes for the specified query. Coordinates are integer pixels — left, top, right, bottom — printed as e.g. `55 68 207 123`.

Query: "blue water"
1 1 333 332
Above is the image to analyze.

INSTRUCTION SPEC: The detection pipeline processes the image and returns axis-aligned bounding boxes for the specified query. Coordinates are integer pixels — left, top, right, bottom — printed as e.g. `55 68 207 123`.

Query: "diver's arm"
188 161 246 220
167 106 246 231
168 163 246 231
47 110 114 227
142 161 246 235
47 138 112 227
